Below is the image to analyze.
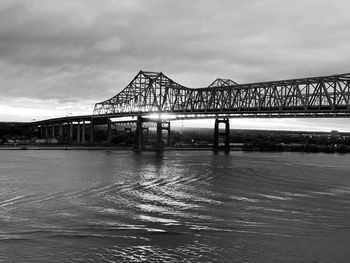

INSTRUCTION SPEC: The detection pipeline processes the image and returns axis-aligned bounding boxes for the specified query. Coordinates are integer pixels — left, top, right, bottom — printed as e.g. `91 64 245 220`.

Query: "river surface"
0 150 349 262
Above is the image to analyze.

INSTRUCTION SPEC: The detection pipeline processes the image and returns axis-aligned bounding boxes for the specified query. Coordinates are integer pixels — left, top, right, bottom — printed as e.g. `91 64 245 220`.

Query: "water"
0 150 349 262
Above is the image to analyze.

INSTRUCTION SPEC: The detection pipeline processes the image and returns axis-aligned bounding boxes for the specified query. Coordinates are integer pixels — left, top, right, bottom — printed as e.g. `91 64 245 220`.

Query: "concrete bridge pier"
51 123 55 138
89 119 94 144
64 123 69 141
40 125 44 138
82 121 85 143
163 122 171 146
156 121 162 149
213 118 230 151
107 119 112 145
69 122 73 142
45 124 49 139
77 121 81 142
135 116 143 149
156 120 171 149
59 123 63 138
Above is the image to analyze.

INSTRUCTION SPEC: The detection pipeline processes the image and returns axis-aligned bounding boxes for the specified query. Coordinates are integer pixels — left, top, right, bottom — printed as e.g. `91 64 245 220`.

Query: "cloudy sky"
1 0 350 131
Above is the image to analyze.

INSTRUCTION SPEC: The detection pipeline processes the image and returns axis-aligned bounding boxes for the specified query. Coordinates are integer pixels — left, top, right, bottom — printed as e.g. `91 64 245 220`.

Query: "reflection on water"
0 150 350 262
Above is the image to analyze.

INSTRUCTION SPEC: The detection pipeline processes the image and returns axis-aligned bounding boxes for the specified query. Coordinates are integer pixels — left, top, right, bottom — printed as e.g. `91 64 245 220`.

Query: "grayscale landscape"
0 0 350 262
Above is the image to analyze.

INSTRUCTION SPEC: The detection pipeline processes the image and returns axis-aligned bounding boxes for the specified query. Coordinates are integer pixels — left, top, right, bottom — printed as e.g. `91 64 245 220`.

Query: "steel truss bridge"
11 70 350 150
93 71 350 118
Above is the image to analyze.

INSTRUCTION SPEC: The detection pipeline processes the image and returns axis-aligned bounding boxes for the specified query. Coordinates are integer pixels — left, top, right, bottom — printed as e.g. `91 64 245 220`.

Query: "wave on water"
0 150 349 262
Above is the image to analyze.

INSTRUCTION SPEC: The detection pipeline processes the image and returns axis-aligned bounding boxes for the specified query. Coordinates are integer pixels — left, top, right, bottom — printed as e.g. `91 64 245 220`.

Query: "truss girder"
93 71 350 116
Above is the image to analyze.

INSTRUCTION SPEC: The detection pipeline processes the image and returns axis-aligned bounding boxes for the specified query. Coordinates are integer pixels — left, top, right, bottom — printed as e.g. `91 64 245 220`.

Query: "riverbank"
0 145 214 151
0 145 132 150
0 144 349 153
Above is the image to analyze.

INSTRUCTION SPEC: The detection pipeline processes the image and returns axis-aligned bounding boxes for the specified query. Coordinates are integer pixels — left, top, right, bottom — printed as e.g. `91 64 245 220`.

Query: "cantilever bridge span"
27 71 350 149
93 71 350 118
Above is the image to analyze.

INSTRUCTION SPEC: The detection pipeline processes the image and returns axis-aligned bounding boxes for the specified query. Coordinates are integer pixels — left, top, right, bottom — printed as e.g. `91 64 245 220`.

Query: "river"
0 150 349 262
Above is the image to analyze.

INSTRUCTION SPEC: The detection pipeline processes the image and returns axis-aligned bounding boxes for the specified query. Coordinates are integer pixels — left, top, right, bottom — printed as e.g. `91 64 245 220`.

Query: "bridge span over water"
25 71 350 149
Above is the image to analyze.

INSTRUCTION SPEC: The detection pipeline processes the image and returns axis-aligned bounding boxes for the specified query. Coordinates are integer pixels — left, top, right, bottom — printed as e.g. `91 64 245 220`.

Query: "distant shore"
0 144 349 153
0 145 213 151
1 128 350 153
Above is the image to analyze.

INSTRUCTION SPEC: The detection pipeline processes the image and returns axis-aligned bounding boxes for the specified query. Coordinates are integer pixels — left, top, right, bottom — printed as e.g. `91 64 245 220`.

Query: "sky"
1 0 350 131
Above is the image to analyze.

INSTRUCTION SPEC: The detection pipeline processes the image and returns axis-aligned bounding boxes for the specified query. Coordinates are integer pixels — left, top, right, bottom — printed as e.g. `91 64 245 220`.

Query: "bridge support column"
214 120 218 149
82 121 85 144
59 123 63 138
51 124 55 138
89 119 94 144
77 121 80 142
69 122 73 141
156 121 162 149
40 125 44 138
165 122 171 146
107 119 112 145
155 121 171 149
136 116 143 149
213 118 230 151
45 124 49 139
65 123 69 141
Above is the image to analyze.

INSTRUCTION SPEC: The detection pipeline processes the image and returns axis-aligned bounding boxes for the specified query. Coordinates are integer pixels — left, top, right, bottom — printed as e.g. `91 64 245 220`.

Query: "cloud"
0 0 349 129
93 37 124 53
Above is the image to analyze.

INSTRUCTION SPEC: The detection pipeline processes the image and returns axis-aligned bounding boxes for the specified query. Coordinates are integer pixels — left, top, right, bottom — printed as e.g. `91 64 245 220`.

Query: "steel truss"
93 71 350 117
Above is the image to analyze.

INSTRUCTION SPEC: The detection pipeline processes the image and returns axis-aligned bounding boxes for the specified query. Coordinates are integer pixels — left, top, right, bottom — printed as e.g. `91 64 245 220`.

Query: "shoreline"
0 145 214 151
0 144 348 154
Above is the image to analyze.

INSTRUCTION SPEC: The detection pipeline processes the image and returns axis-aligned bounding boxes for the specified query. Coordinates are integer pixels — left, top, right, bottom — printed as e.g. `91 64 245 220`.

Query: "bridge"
93 70 350 117
17 70 350 149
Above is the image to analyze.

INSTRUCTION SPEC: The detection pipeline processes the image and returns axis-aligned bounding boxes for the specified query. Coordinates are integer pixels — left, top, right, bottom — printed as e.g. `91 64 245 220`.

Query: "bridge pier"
82 121 86 143
136 116 143 149
59 123 63 138
40 125 43 138
45 124 49 139
107 119 112 145
156 121 162 149
89 119 94 144
156 120 171 149
64 124 69 142
163 122 171 146
213 118 230 151
69 122 73 142
51 123 55 138
77 121 81 142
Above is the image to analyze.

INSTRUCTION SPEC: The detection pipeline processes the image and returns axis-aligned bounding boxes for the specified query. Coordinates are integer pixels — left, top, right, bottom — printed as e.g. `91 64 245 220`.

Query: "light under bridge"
24 70 350 150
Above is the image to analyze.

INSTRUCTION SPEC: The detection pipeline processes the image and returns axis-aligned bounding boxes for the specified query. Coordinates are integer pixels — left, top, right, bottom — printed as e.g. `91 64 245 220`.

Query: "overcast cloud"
1 0 350 130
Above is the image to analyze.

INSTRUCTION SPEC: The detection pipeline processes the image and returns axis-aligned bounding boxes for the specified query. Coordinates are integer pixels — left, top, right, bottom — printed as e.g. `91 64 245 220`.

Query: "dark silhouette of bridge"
93 70 350 118
22 70 350 150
